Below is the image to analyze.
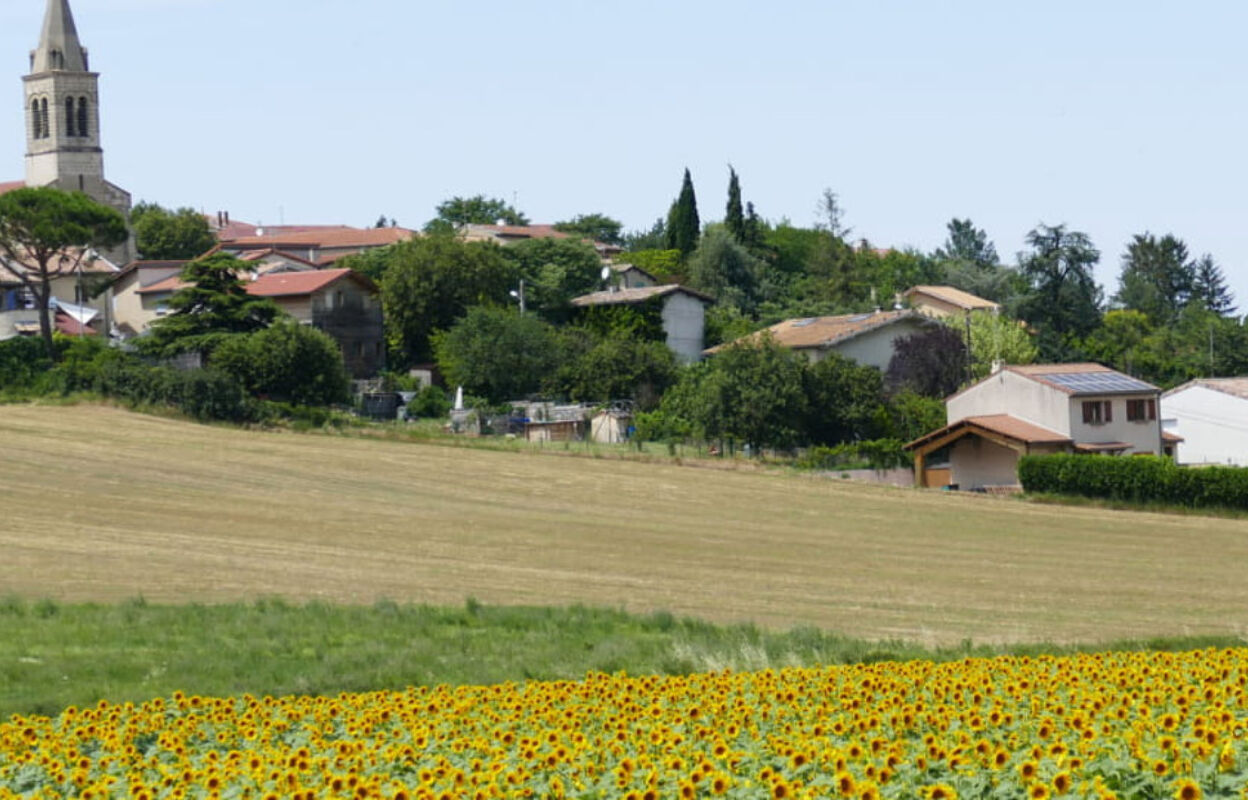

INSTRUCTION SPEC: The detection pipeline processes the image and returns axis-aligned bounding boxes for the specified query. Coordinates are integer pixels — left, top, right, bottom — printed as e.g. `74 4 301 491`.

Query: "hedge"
796 439 911 471
1018 453 1248 511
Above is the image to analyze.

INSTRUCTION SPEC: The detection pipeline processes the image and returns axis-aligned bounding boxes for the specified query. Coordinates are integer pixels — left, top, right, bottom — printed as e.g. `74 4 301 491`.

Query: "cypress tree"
725 167 745 243
664 168 701 258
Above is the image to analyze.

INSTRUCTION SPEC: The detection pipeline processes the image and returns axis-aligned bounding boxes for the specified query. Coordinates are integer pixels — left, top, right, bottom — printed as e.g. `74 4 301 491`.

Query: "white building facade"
1161 379 1248 466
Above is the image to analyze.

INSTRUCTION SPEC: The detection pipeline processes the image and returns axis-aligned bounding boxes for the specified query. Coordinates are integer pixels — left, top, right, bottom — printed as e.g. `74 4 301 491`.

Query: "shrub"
796 439 910 471
0 337 53 392
212 319 350 407
408 385 451 419
1018 453 1248 511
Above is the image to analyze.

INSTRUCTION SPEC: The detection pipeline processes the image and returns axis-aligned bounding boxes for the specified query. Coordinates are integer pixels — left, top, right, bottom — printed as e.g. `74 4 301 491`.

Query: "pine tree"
664 168 701 258
1192 254 1237 316
743 202 764 252
725 166 745 243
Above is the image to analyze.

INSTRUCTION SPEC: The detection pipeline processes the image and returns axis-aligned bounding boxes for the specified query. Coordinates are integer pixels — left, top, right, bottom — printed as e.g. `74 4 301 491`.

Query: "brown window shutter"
1148 399 1157 420
1083 402 1093 424
1104 401 1113 423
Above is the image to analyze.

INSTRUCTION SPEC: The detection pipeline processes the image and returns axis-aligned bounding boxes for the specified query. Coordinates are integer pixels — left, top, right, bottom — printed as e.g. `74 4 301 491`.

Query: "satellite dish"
600 266 611 281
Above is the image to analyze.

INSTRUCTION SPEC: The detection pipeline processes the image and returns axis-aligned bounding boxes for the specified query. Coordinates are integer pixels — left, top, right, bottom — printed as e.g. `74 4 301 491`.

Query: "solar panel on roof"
848 313 873 322
1043 372 1154 394
792 318 817 327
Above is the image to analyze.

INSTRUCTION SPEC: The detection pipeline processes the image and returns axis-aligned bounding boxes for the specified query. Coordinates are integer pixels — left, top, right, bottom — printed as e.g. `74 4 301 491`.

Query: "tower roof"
30 0 89 74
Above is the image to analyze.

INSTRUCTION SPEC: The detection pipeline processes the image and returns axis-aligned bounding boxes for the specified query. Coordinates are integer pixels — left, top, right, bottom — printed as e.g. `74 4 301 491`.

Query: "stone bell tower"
23 0 133 264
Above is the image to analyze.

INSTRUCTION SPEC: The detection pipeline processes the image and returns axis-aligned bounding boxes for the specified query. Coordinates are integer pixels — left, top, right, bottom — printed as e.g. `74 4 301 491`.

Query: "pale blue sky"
1 1 1246 305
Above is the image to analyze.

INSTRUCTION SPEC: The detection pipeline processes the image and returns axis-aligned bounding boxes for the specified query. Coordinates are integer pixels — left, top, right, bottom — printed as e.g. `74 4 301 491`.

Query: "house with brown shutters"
906 363 1177 490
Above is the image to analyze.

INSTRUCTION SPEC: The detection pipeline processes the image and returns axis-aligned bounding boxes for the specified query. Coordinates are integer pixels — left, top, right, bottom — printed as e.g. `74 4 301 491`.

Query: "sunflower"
925 784 957 800
1172 780 1202 800
1052 771 1072 794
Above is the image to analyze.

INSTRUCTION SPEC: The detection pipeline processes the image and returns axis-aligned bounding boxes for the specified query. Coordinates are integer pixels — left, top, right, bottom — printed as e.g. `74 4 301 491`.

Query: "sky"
1 0 1247 305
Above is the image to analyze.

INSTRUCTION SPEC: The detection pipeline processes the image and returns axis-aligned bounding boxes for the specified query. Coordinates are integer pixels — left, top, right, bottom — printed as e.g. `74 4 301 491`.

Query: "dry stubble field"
1 404 1245 645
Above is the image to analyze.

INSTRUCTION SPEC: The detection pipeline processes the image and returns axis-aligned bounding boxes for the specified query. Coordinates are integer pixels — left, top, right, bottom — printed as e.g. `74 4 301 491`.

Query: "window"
1082 400 1113 425
1127 398 1157 422
77 97 88 138
31 98 41 139
40 98 49 139
65 97 76 136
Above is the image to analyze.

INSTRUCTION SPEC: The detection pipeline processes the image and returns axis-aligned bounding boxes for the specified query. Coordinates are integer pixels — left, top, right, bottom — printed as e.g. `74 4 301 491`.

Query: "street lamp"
509 279 526 315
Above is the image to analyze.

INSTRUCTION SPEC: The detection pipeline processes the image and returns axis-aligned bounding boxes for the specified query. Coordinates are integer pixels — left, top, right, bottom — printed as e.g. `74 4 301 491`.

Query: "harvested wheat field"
1 403 1246 644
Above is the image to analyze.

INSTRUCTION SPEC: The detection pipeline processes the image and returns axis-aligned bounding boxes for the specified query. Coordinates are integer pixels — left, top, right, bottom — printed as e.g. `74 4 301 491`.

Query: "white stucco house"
1161 378 1248 466
906 363 1177 490
569 284 713 364
704 310 934 372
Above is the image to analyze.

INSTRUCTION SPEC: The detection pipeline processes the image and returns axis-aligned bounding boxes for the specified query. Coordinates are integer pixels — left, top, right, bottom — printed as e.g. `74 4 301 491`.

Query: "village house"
1160 378 1248 466
906 363 1176 490
902 285 1000 319
570 284 713 364
214 226 415 268
246 269 385 378
119 266 383 377
459 224 622 260
706 310 934 372
0 248 119 340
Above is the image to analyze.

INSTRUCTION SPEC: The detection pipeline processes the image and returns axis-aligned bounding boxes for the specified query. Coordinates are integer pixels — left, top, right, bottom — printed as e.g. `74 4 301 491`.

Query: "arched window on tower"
31 98 41 139
77 98 88 139
66 97 76 137
40 99 49 139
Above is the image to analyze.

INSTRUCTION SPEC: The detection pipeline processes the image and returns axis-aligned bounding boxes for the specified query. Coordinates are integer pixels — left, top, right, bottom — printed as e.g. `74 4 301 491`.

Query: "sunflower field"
3 649 1248 800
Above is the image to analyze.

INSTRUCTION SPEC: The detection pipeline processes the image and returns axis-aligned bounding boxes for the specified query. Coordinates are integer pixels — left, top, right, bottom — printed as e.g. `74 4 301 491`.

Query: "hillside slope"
2 404 1245 644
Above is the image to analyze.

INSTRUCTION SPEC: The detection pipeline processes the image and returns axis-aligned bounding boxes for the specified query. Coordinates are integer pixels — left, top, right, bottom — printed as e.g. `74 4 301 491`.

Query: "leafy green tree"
131 202 216 260
212 317 349 406
552 331 678 410
955 310 1037 379
1016 224 1103 357
1191 254 1236 316
432 305 559 403
934 218 999 270
1113 233 1195 324
553 213 623 246
0 187 128 360
855 247 941 306
686 227 763 311
379 236 517 365
139 253 280 357
885 390 947 442
725 167 746 243
614 249 683 282
499 237 603 315
663 336 809 452
664 169 701 258
623 218 667 252
703 304 760 348
425 195 529 232
885 325 968 398
940 260 1024 306
802 354 887 446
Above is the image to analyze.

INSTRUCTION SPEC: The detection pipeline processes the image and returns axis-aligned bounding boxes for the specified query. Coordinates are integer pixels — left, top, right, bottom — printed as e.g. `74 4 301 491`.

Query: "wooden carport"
905 414 1073 489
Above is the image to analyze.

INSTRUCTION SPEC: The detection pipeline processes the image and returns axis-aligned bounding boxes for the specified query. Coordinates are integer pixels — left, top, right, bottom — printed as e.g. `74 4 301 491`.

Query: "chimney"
224 210 230 224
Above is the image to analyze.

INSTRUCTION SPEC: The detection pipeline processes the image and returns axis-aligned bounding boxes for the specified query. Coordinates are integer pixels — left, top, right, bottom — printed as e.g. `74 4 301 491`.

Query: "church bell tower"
23 0 133 263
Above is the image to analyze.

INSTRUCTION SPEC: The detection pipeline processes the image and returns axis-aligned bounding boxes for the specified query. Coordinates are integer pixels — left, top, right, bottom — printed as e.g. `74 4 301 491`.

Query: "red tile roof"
570 284 714 308
906 414 1071 451
222 227 415 249
247 268 376 297
903 285 1001 311
136 275 186 295
0 180 24 196
138 267 377 298
706 310 928 355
